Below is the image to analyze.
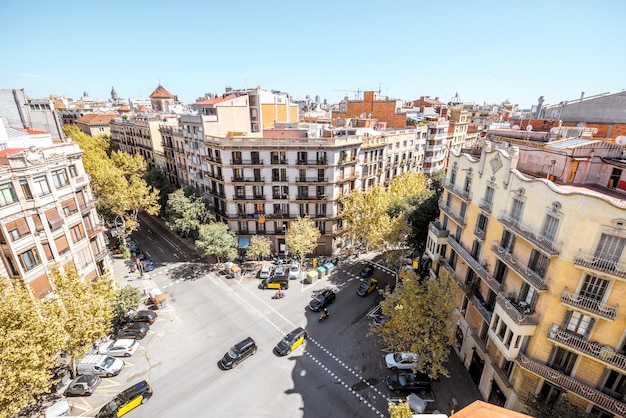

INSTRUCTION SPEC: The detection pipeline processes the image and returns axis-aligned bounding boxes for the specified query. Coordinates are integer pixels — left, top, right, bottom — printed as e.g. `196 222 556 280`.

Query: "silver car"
385 352 418 370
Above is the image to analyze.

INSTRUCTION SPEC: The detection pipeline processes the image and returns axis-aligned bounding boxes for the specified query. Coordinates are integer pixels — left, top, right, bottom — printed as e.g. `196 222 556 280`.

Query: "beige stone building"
426 140 626 417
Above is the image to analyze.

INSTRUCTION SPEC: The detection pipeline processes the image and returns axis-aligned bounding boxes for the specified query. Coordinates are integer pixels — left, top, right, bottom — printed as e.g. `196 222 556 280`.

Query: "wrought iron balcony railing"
497 211 563 255
491 242 548 291
560 288 617 320
444 180 472 201
439 201 466 226
574 250 626 280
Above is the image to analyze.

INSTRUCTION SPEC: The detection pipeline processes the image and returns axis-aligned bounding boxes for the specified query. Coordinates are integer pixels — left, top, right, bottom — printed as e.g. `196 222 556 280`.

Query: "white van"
77 354 124 377
44 400 70 417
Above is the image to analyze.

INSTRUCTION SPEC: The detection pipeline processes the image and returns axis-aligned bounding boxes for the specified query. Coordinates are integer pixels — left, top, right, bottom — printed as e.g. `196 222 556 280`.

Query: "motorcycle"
272 291 285 300
319 309 330 321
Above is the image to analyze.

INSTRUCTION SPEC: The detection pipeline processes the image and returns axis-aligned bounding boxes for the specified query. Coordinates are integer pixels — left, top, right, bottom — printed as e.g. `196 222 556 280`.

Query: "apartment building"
0 134 110 298
75 113 119 137
426 141 626 417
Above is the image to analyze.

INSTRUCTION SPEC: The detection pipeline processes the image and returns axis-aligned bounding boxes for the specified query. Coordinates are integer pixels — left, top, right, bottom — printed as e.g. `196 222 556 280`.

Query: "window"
68 165 78 178
76 246 91 268
493 260 507 284
250 151 260 164
580 275 609 301
501 230 515 252
297 151 307 164
316 221 325 234
69 224 85 243
510 198 524 222
520 282 537 308
0 183 17 206
548 346 577 375
20 179 32 200
299 204 308 216
32 214 44 232
475 213 488 236
41 242 54 261
61 198 78 216
528 249 549 277
235 186 245 198
565 311 594 337
590 406 614 418
33 176 51 196
464 176 472 193
316 204 326 217
601 369 626 400
232 151 242 164
542 213 560 243
595 233 625 264
45 208 63 230
54 234 70 255
19 248 40 271
253 185 263 197
51 169 68 188
483 185 494 207
6 218 30 241
502 360 514 378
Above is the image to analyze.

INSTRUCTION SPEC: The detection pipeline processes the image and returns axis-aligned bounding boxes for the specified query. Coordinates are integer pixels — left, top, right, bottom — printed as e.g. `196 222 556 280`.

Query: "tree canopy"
388 401 413 418
285 215 321 261
246 235 272 261
525 394 592 418
165 188 213 236
144 168 174 214
196 223 238 263
373 269 457 378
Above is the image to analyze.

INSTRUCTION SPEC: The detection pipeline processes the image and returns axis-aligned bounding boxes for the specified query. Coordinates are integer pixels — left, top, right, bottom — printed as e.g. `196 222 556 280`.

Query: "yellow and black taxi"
274 327 308 356
95 380 152 418
357 277 378 296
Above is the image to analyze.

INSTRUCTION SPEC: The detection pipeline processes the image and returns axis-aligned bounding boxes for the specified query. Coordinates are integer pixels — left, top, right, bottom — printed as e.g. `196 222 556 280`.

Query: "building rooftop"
149 84 175 99
450 401 532 417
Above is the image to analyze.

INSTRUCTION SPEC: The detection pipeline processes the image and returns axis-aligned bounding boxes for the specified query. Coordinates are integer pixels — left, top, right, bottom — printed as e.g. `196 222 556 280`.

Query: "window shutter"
53 234 70 255
32 214 44 232
45 208 64 230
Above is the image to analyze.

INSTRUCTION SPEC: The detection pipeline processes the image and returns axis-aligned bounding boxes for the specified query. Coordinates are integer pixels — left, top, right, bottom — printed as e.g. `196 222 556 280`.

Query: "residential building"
0 129 110 298
150 85 176 113
0 89 64 141
75 113 119 137
332 91 407 128
426 139 626 417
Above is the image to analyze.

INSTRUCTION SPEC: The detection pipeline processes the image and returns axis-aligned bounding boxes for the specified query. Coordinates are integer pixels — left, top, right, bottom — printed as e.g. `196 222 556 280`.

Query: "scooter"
319 309 330 321
272 291 285 300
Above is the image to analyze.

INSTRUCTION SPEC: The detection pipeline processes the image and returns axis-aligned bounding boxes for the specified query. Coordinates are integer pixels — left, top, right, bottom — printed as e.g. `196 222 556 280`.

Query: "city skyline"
1 0 625 109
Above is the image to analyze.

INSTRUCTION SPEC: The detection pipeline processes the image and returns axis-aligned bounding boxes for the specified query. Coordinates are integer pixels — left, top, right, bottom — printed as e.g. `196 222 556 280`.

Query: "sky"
1 0 625 110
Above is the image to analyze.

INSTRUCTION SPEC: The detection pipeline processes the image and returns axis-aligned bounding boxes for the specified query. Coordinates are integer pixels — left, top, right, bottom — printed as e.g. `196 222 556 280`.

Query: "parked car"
288 263 300 280
115 322 150 340
142 259 155 272
308 289 336 312
385 352 418 370
360 264 375 277
357 278 378 296
274 327 308 356
126 310 158 324
371 314 390 326
274 265 285 277
95 380 152 418
220 337 257 369
99 339 139 357
386 371 431 394
259 264 273 279
64 374 101 397
122 237 139 252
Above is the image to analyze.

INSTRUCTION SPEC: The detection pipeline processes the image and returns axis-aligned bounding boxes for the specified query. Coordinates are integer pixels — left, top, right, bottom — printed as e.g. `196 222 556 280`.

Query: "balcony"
496 294 539 326
444 180 472 201
297 159 328 166
270 158 288 165
472 294 493 324
209 189 226 198
473 226 486 240
516 353 626 416
338 173 359 182
230 159 264 166
428 220 449 239
231 177 265 183
491 242 548 291
548 325 626 373
206 156 222 164
296 194 326 201
79 201 96 212
206 172 223 181
232 195 265 201
337 157 358 166
295 177 328 183
560 288 617 321
438 201 466 226
271 177 289 182
497 211 563 255
574 250 626 281
478 198 493 213
447 237 501 293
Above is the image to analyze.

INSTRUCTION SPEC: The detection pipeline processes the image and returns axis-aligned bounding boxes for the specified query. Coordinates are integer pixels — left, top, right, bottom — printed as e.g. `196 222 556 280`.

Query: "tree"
166 188 213 236
48 264 116 361
373 270 457 378
525 394 591 418
113 285 142 321
341 185 392 251
285 215 321 262
388 171 430 199
0 279 64 418
388 401 413 418
144 168 174 213
405 192 440 254
246 235 272 261
196 223 238 263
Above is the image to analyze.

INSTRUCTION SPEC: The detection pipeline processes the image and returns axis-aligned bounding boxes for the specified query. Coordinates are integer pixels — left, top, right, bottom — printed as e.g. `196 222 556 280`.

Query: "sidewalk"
431 349 483 415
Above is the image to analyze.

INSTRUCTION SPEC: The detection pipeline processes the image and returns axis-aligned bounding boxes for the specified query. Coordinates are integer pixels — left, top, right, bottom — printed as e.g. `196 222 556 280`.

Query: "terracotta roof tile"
76 113 118 125
194 94 237 105
150 84 175 98
0 148 27 156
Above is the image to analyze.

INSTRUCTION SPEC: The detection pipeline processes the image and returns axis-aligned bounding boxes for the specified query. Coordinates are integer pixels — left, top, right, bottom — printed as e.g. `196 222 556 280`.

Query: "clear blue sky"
1 1 625 109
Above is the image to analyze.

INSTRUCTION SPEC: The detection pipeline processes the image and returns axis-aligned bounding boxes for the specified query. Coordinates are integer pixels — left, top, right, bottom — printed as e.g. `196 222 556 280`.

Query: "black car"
360 264 374 277
115 322 150 340
220 337 257 369
386 371 431 394
142 259 155 272
274 327 308 356
95 380 152 418
64 374 101 396
126 310 158 324
308 289 336 312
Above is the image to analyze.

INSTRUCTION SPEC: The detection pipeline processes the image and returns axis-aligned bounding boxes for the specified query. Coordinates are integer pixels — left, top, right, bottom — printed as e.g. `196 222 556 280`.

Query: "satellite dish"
526 125 533 131
616 135 626 146
512 125 520 130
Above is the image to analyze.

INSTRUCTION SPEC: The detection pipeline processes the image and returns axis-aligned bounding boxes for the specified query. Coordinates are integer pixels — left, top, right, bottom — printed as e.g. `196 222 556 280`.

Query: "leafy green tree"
388 171 430 199
166 188 213 236
246 235 272 261
341 185 392 251
373 270 457 378
0 279 64 418
388 401 413 418
113 285 142 321
48 264 116 360
144 168 174 213
196 223 238 263
525 394 591 418
405 192 440 253
285 215 321 262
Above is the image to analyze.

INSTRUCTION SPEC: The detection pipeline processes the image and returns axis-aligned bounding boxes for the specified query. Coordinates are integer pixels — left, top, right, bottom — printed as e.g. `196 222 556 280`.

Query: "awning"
238 237 250 248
